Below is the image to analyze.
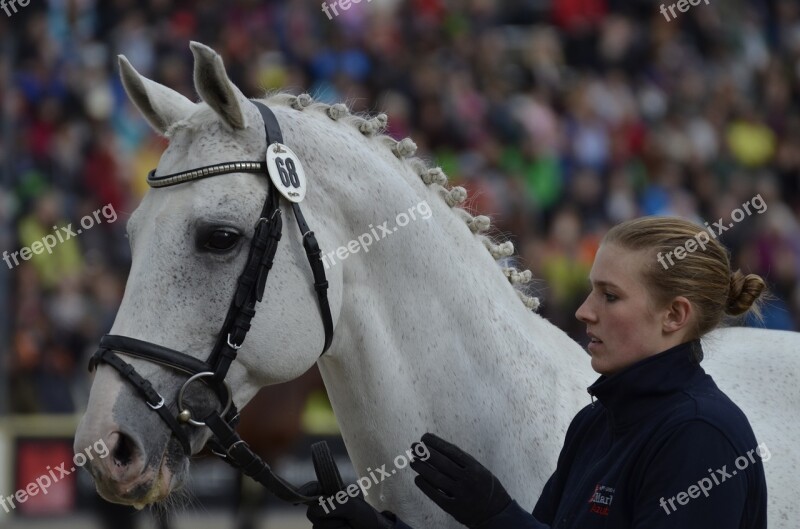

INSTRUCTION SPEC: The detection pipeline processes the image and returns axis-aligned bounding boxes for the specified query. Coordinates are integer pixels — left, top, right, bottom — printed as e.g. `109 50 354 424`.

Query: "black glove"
303 480 400 529
410 432 512 528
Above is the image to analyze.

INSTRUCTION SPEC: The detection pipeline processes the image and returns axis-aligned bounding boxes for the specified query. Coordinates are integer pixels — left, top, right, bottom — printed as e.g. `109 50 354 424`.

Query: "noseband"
88 101 335 503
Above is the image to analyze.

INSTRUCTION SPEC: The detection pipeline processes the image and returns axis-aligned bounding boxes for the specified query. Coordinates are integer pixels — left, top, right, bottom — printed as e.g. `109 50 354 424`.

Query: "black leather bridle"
88 101 335 503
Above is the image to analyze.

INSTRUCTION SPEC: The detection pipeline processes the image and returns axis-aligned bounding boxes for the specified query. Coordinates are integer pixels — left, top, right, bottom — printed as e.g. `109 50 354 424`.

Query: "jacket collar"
587 340 705 432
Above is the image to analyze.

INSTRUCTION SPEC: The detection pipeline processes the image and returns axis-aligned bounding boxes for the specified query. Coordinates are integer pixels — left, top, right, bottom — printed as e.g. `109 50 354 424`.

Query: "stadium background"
0 0 798 527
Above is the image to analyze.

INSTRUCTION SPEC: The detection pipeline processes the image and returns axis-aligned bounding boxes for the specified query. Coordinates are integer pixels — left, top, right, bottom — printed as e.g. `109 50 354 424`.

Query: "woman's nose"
575 297 594 323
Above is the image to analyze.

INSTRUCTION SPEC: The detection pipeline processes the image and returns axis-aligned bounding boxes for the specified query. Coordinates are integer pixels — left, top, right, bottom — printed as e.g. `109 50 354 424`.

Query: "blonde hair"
603 216 766 343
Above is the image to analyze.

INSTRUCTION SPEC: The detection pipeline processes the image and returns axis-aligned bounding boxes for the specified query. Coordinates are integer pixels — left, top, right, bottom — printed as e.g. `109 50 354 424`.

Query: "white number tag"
266 143 307 203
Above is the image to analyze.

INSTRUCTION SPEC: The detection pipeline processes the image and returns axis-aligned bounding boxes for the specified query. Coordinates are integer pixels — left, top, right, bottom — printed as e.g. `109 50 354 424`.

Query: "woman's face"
575 243 683 376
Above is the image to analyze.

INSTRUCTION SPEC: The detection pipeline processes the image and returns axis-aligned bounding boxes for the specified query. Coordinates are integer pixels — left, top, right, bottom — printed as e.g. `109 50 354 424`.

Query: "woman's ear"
662 296 693 335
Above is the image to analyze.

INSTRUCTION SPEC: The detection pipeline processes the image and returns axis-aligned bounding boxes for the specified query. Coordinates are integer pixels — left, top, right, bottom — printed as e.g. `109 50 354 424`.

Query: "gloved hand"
302 480 400 529
410 432 512 528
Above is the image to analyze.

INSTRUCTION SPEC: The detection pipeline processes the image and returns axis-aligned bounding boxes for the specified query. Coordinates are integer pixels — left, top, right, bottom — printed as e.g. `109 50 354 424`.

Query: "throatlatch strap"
291 202 333 354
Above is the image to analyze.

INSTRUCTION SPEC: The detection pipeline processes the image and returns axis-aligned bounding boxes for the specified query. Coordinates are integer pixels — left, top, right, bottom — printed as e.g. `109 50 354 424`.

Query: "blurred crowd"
1 0 799 414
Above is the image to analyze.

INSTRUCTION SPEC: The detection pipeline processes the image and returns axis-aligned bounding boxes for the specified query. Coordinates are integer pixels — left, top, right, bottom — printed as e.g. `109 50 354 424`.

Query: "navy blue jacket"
397 340 768 529
475 339 767 528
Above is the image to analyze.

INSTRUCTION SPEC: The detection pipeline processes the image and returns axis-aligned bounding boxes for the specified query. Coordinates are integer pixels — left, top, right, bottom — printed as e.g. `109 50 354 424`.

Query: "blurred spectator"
17 192 83 290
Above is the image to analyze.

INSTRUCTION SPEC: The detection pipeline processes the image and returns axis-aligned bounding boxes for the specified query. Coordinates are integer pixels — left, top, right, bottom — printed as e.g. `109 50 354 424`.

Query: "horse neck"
276 104 592 490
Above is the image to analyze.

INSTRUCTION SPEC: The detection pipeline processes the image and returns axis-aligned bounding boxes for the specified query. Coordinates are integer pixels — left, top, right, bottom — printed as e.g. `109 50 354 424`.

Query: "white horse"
74 42 799 527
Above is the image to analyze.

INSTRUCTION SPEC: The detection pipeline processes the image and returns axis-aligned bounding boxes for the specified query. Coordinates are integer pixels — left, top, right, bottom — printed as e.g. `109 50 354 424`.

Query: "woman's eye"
203 229 241 252
604 293 618 302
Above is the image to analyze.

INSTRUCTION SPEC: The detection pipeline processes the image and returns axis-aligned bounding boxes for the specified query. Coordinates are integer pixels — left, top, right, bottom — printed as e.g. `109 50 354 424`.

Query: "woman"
305 217 769 529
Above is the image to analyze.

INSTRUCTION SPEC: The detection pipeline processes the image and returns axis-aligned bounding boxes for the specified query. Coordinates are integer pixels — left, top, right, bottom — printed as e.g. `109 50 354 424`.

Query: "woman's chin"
589 351 613 376
590 357 603 374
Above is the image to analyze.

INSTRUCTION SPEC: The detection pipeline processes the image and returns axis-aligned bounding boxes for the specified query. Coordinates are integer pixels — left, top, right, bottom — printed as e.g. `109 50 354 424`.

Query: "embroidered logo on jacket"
588 484 615 516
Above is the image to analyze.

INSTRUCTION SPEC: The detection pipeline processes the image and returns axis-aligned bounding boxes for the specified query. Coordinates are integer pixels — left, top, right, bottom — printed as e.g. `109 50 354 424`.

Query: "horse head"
74 42 348 506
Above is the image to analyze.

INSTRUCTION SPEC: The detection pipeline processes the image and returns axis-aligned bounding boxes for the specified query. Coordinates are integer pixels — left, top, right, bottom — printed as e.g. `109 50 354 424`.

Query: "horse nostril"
111 431 136 466
104 431 145 481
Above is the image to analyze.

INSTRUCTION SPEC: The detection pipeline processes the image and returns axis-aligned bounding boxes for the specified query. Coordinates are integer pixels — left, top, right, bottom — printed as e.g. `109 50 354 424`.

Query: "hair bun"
725 270 766 316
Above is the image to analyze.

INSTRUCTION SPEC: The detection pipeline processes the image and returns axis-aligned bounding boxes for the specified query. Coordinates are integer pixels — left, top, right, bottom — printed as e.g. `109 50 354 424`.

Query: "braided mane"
263 92 540 311
170 90 540 311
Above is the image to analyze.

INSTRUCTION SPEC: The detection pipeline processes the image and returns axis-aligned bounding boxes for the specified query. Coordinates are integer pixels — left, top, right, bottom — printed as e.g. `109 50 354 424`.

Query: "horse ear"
190 41 249 130
118 55 196 136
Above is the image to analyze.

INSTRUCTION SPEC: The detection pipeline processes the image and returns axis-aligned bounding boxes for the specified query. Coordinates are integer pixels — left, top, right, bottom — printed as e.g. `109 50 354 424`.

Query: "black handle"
311 441 345 496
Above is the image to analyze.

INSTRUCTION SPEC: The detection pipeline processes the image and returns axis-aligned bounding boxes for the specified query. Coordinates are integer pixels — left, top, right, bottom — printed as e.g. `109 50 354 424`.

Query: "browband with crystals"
147 161 267 188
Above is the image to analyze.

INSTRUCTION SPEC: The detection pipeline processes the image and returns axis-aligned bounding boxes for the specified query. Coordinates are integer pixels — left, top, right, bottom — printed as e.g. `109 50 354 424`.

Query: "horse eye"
203 229 241 252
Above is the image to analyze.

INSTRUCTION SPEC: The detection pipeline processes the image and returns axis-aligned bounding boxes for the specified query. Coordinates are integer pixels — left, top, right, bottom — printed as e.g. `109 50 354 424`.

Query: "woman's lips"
588 337 603 353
